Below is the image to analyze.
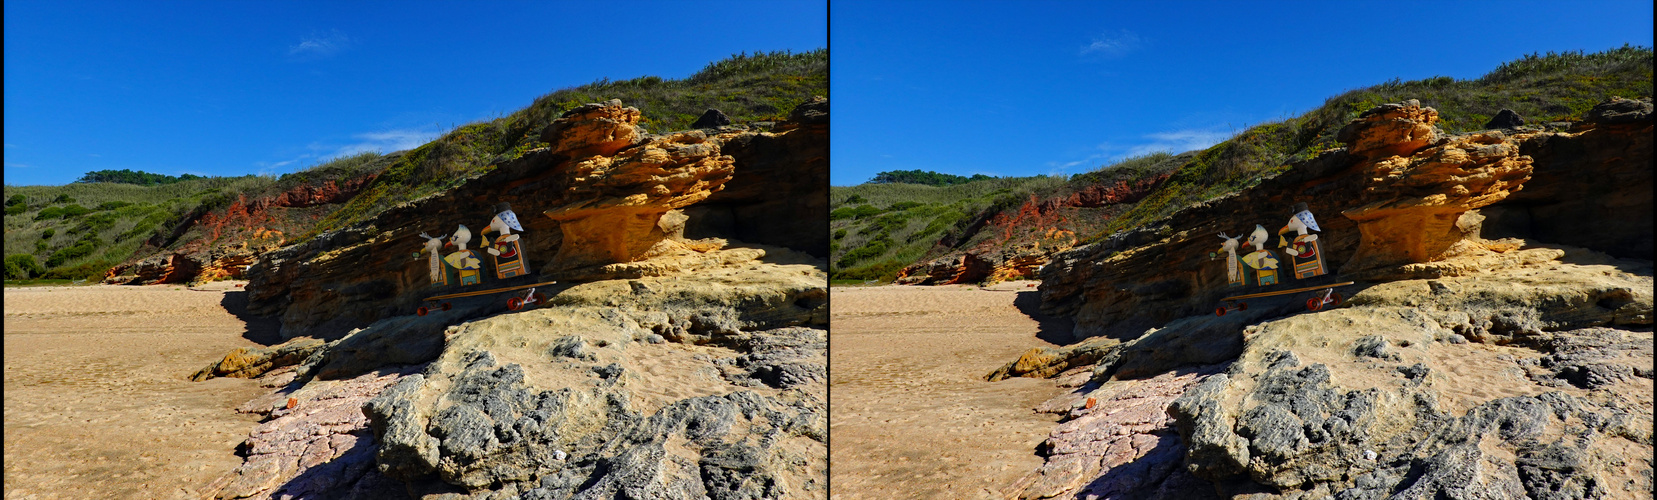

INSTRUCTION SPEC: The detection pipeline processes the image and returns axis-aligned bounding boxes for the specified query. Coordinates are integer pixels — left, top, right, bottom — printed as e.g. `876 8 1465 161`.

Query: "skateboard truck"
506 287 549 311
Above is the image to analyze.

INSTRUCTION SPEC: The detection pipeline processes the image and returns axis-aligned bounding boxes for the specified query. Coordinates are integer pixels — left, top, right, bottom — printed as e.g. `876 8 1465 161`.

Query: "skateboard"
417 280 558 316
1215 281 1353 316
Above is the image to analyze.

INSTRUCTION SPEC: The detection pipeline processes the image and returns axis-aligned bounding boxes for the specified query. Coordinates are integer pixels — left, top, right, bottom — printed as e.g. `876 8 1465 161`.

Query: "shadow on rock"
1015 290 1078 346
221 289 285 347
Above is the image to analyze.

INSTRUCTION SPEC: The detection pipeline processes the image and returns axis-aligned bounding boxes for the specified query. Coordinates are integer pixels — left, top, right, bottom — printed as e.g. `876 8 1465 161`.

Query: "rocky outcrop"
190 337 327 381
687 96 830 257
1486 96 1654 261
894 252 993 285
1040 97 1654 340
246 99 827 339
342 259 827 497
201 364 424 500
1340 126 1534 277
1008 250 1653 498
541 127 736 272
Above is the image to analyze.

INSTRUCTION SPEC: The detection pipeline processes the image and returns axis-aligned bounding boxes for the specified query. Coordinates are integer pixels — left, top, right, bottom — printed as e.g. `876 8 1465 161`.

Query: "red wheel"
1238 302 1247 311
1216 306 1226 316
1329 293 1342 306
441 302 453 311
531 293 549 307
507 297 523 311
1306 297 1322 311
417 306 429 316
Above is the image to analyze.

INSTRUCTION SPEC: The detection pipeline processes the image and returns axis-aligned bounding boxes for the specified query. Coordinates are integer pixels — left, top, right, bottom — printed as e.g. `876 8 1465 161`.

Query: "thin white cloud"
1081 30 1142 57
310 128 442 159
1127 129 1231 157
4 143 16 148
289 30 350 57
6 162 35 168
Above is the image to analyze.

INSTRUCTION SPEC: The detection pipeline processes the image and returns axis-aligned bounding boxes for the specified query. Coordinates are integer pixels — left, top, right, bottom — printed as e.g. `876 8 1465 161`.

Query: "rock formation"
1004 96 1653 498
245 98 827 339
541 127 736 272
1039 97 1653 340
1005 248 1652 498
203 98 829 498
1340 102 1535 276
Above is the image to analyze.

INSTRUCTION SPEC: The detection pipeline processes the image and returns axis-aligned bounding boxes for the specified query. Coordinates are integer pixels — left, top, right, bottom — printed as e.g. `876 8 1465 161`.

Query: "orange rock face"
540 98 644 158
542 120 736 271
1336 99 1441 161
1341 128 1534 274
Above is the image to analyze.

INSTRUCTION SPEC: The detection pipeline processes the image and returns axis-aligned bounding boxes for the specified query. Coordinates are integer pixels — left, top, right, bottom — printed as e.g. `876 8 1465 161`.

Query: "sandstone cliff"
1039 98 1652 341
244 98 827 340
995 97 1653 498
197 99 829 499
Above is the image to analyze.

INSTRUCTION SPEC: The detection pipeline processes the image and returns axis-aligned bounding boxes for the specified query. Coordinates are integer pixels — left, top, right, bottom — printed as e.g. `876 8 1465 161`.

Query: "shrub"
96 201 134 211
6 194 25 206
60 204 92 218
42 259 113 281
46 240 97 267
41 229 54 239
6 254 45 279
833 229 847 240
34 207 64 220
52 194 75 204
5 204 25 215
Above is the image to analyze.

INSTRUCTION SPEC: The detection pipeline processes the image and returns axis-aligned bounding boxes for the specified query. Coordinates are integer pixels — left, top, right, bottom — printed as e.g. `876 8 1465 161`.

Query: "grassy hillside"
3 152 389 281
829 175 1068 280
831 46 1651 283
4 50 828 282
307 49 827 239
1098 45 1652 240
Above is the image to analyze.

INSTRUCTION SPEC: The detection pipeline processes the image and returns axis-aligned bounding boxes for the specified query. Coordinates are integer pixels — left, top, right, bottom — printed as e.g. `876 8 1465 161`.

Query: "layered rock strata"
1040 97 1654 340
246 99 827 339
1005 249 1652 498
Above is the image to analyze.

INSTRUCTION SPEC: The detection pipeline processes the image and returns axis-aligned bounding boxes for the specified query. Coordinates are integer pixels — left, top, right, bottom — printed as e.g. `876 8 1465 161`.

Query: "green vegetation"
830 46 1652 281
76 169 206 185
868 170 995 186
303 49 827 239
4 50 827 280
3 151 396 281
830 175 1069 280
1091 45 1651 242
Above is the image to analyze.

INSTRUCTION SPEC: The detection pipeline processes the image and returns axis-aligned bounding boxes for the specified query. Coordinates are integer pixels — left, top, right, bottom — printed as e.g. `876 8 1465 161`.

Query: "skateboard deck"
422 280 559 302
1215 281 1353 316
1220 282 1353 302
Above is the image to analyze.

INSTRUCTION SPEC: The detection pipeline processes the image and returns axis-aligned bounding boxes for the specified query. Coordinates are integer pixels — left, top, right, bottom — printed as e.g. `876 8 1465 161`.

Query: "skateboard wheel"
532 292 549 307
507 297 523 311
1306 297 1321 311
1238 302 1247 311
1215 306 1226 317
442 302 453 311
417 306 429 316
1329 293 1342 306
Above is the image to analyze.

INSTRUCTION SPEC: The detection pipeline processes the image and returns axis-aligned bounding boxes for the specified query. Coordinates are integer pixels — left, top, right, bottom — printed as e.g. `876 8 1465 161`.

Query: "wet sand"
830 282 1069 499
4 283 274 499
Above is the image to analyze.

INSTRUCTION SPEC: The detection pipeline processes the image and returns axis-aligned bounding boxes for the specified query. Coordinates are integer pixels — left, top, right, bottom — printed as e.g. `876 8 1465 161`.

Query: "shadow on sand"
1013 290 1077 346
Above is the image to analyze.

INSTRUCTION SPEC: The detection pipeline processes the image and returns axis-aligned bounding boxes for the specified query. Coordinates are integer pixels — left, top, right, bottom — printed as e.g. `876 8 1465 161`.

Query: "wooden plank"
423 280 559 301
1220 281 1354 302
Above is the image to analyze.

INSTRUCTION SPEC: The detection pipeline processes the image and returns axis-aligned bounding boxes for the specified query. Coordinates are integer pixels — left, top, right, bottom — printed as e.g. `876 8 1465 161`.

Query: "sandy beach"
830 281 1071 499
4 283 277 499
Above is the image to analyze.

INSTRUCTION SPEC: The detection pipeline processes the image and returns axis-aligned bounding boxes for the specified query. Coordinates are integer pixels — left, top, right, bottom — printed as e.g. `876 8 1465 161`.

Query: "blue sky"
830 0 1654 185
3 1 826 186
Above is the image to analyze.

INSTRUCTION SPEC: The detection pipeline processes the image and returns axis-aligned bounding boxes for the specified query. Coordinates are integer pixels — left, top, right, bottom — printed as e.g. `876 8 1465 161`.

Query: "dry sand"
4 283 276 499
830 281 1070 499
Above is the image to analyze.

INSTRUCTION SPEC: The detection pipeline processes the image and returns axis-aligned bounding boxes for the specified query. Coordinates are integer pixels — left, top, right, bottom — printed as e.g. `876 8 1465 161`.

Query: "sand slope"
830 282 1068 499
4 283 273 499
